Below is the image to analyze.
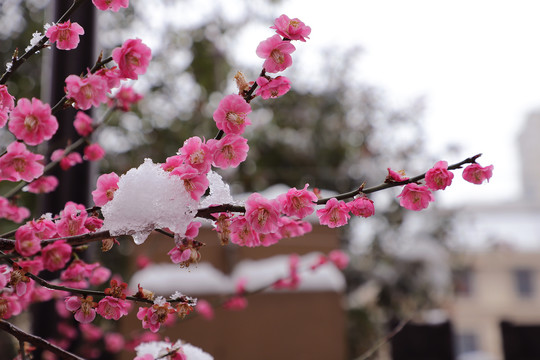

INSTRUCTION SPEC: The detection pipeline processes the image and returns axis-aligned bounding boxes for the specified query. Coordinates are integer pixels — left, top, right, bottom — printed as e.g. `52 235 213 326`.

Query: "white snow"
136 340 213 360
129 253 346 295
101 159 197 244
199 171 234 208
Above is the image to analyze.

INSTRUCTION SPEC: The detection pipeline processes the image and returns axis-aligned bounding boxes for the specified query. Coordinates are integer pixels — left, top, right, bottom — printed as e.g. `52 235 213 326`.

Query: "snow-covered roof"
129 252 346 296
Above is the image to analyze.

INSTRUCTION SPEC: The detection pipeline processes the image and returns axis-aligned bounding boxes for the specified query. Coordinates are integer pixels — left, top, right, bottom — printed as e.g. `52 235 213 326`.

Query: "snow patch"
101 159 197 244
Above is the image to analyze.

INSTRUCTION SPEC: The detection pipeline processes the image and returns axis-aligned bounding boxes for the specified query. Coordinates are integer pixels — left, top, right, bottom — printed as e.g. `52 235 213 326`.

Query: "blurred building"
119 217 348 360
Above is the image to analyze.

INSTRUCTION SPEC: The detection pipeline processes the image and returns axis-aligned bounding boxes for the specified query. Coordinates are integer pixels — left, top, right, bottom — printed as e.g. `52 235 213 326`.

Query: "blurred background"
2 0 540 359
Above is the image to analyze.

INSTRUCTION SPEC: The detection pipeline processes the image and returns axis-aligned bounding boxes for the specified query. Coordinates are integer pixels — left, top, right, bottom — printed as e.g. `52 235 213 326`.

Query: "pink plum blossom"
113 85 143 111
112 38 152 80
195 299 214 320
256 34 296 73
97 296 130 320
397 183 435 211
255 76 291 99
14 225 41 257
425 160 454 190
84 215 104 232
213 94 252 135
0 200 30 223
8 97 58 145
462 163 494 185
65 74 109 110
223 296 247 311
271 14 311 41
177 136 212 174
278 217 312 238
65 296 97 323
328 250 350 270
51 149 83 170
316 198 351 228
27 217 57 239
278 184 317 219
41 240 72 271
207 134 249 169
95 67 122 89
0 141 44 182
0 85 15 127
24 175 59 194
229 216 260 247
45 20 85 50
92 0 129 12
92 172 120 206
83 143 105 161
105 333 125 353
386 168 409 182
137 297 176 333
245 193 281 234
73 111 93 136
89 266 111 286
56 202 89 237
160 155 183 172
348 196 375 218
170 165 209 201
0 294 23 319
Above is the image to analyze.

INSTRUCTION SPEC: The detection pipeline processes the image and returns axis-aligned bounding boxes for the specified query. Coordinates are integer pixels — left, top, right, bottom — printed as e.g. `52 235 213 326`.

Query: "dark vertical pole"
32 1 96 357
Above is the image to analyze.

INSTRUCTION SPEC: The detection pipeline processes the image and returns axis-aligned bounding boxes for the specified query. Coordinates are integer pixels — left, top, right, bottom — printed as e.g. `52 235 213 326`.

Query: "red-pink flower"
256 34 296 73
46 20 85 50
348 196 375 218
161 155 183 172
84 143 105 161
213 94 252 135
95 67 122 89
65 74 109 110
92 0 129 12
462 163 494 185
56 202 89 237
170 165 209 201
14 225 41 257
195 299 214 320
112 38 152 80
0 294 23 319
229 216 260 247
41 240 72 271
28 217 57 240
0 85 15 128
271 14 311 41
137 297 176 333
73 111 94 136
92 172 120 206
177 136 212 174
113 85 143 111
0 141 44 182
328 250 349 270
278 217 312 238
245 193 281 234
278 184 317 219
207 134 249 169
65 296 97 323
425 160 454 190
222 296 247 310
24 175 59 194
0 200 30 223
8 97 58 145
316 198 350 228
397 183 434 211
97 296 130 320
105 333 125 353
255 76 291 99
386 168 409 182
51 149 83 170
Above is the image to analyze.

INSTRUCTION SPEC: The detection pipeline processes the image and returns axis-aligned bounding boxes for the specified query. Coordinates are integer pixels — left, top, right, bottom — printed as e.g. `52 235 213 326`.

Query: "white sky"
271 0 540 207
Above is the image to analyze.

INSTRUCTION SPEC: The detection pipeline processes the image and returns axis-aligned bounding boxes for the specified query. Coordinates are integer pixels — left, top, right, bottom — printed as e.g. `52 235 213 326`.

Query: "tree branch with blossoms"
0 2 495 359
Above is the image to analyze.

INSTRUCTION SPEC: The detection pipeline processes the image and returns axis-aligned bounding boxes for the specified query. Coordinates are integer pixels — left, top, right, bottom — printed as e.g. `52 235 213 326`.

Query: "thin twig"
0 319 85 360
355 318 411 360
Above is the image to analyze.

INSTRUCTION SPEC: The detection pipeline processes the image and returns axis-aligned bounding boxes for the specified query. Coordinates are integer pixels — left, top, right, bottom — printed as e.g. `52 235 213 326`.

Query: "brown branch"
0 319 85 360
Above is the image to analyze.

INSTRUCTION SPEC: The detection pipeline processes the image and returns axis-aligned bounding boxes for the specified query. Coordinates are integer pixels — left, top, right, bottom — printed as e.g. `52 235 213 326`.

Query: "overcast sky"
270 0 540 207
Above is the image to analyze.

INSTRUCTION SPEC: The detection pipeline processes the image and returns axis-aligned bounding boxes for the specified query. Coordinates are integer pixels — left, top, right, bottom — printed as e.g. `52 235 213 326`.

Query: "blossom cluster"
0 2 495 359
